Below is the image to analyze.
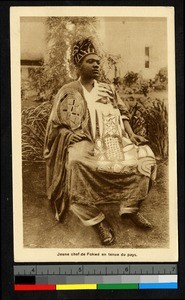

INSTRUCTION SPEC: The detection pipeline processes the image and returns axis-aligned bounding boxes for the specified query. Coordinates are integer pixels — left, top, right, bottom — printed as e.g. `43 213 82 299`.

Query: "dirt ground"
23 159 169 249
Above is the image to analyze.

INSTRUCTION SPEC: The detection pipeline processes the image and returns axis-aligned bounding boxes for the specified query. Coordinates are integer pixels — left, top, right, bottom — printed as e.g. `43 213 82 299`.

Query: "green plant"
122 72 150 96
130 97 168 159
153 67 168 91
22 102 52 161
129 102 147 137
123 71 140 87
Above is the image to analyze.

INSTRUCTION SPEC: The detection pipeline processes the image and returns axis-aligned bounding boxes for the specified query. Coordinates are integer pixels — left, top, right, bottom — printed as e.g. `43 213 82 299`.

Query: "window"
145 47 150 68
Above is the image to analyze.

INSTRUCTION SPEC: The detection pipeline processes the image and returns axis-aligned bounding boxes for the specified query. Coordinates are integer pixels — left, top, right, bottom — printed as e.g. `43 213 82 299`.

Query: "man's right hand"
70 131 86 144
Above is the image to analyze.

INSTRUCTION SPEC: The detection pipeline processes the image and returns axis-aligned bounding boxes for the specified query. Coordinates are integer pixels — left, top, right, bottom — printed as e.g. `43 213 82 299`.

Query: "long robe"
44 80 156 221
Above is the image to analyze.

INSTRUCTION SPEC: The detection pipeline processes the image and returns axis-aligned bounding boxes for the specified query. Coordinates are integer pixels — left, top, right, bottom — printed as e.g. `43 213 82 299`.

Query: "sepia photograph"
11 6 178 262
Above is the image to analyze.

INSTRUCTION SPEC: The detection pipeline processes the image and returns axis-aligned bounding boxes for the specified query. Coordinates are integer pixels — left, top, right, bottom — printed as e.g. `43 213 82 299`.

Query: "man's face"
78 54 100 80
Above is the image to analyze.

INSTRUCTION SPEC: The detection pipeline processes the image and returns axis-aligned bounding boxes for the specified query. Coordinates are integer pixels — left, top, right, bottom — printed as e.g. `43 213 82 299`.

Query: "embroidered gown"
44 80 156 224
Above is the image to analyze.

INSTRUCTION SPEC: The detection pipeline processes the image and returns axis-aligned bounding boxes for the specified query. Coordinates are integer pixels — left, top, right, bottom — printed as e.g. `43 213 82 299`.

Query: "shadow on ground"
23 160 169 249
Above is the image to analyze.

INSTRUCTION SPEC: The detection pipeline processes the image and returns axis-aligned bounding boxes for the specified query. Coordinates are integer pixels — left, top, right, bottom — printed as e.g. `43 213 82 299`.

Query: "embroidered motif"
58 90 85 130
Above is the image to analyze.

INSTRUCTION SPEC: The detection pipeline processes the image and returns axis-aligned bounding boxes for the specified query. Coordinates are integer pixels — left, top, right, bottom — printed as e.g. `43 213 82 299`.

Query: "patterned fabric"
81 80 156 178
57 88 86 130
44 80 156 222
81 80 129 140
72 38 97 65
94 120 156 178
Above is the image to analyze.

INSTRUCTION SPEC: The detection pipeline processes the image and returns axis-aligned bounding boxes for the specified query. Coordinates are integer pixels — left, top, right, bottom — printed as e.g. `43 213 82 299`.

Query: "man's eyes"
87 60 100 64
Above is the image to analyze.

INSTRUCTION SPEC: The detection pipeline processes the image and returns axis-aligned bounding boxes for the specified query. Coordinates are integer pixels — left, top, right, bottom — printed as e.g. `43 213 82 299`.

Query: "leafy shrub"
130 97 168 158
121 68 168 96
153 67 168 91
22 102 52 161
122 72 151 96
123 71 140 87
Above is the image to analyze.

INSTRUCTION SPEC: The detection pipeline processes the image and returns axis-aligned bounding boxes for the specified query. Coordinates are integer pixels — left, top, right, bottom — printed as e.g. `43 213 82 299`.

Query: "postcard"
10 6 178 262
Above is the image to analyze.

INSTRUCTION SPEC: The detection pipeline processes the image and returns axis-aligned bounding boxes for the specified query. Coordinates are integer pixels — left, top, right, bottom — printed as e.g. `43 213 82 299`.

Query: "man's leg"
119 175 152 229
67 141 114 245
70 203 105 226
120 203 152 229
70 203 114 245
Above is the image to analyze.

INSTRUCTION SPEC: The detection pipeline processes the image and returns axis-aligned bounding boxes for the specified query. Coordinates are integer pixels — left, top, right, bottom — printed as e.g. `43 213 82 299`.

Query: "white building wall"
20 17 47 61
100 17 167 79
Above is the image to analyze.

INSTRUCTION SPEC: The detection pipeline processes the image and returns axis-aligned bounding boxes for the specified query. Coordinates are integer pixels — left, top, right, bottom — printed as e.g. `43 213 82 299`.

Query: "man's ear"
75 64 81 77
77 61 83 70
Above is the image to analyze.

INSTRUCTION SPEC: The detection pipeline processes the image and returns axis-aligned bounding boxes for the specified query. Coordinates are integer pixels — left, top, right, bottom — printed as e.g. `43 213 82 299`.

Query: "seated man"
44 38 156 246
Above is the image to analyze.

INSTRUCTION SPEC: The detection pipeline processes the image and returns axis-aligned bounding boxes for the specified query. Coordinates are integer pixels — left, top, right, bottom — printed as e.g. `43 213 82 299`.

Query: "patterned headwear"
72 38 97 65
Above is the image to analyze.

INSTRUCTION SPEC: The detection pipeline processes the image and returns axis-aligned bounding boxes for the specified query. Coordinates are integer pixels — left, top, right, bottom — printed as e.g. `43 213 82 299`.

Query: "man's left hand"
130 134 148 146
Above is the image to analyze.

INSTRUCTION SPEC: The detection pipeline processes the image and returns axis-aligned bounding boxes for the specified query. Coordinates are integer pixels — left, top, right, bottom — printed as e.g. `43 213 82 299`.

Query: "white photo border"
10 6 178 262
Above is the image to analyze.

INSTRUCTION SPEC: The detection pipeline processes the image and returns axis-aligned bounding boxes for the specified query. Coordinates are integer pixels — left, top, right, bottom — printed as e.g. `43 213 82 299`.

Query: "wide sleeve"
51 87 86 131
43 86 87 220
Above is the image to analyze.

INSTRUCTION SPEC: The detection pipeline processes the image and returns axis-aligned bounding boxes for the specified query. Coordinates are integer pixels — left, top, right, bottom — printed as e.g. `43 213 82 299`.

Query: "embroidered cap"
72 38 97 65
